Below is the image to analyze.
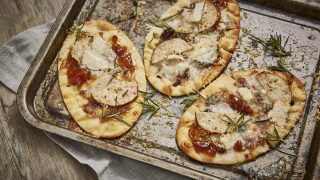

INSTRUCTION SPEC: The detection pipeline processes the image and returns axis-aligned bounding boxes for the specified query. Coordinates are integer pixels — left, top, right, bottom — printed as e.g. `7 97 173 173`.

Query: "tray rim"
16 0 320 179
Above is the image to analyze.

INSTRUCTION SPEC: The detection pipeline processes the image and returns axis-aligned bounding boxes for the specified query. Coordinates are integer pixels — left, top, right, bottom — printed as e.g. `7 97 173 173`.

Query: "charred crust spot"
156 75 162 79
236 77 246 87
290 100 295 106
173 68 190 87
161 28 177 41
185 142 192 148
163 86 172 95
133 111 138 116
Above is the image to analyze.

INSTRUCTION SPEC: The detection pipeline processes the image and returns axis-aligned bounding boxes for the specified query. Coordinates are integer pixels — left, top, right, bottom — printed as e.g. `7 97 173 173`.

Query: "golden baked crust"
176 69 306 164
144 0 240 96
58 20 146 138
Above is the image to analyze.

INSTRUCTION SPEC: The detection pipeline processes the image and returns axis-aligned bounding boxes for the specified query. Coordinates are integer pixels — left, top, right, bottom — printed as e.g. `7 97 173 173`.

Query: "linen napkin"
0 21 187 180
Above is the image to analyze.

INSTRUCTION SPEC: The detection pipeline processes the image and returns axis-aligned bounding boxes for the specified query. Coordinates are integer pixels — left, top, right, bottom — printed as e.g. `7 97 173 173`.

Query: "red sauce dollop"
111 36 135 76
189 123 225 156
227 94 254 115
217 0 228 8
65 52 91 87
233 140 244 152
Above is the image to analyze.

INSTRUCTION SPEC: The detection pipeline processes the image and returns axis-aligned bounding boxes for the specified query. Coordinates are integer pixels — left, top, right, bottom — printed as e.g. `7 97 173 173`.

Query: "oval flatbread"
176 69 306 164
58 20 146 138
144 0 240 96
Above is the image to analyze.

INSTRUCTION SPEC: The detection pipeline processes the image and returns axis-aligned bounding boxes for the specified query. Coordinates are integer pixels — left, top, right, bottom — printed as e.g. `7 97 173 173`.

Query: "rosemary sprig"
275 148 297 157
138 100 160 120
113 57 117 68
155 9 184 28
122 90 129 97
180 89 206 112
139 90 178 119
129 0 138 19
268 57 293 75
266 124 283 142
103 111 131 127
148 33 161 44
138 90 156 100
221 115 252 132
69 23 87 41
113 0 138 23
244 31 291 57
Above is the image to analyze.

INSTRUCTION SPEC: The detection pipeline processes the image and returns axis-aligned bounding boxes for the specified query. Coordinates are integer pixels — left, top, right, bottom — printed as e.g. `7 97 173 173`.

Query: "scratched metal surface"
18 0 320 179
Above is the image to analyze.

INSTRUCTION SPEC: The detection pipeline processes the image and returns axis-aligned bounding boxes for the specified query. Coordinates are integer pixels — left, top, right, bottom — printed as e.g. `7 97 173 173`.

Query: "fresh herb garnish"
113 57 117 68
268 57 293 75
102 110 131 127
113 0 138 23
138 90 156 100
275 148 297 157
155 9 184 28
148 33 161 44
138 99 160 120
221 115 252 132
266 124 283 142
129 0 138 19
122 90 129 97
244 31 291 57
139 90 179 119
180 89 206 112
69 23 87 41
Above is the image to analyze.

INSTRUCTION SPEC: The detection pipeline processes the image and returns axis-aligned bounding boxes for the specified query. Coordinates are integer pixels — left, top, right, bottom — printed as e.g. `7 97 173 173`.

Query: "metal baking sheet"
17 0 320 179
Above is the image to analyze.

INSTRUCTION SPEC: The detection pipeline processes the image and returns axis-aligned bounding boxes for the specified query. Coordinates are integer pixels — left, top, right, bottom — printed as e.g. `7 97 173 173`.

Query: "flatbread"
58 20 146 138
144 0 240 96
176 69 306 164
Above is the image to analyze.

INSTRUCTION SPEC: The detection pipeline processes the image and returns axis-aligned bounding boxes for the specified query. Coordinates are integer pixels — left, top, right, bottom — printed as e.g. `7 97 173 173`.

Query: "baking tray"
17 0 320 179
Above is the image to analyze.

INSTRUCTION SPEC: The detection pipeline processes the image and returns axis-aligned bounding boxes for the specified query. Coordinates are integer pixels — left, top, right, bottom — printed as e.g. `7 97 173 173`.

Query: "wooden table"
0 0 97 179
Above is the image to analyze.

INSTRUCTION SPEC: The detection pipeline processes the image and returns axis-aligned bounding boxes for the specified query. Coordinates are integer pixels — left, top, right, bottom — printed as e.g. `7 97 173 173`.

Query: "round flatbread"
176 69 306 164
58 20 146 138
144 0 240 96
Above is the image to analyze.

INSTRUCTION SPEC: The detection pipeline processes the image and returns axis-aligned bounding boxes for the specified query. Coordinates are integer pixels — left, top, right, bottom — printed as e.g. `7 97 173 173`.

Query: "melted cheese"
167 0 218 33
71 37 91 61
196 112 230 133
268 101 290 127
220 132 242 149
219 11 236 30
81 35 115 70
237 87 253 101
207 102 235 114
256 72 291 103
188 33 218 65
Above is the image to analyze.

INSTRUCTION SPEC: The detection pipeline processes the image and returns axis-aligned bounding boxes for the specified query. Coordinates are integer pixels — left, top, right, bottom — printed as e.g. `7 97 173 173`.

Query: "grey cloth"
0 21 186 180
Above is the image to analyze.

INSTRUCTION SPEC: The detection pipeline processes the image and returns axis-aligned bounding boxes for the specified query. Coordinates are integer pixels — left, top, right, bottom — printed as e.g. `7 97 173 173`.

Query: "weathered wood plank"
0 0 97 179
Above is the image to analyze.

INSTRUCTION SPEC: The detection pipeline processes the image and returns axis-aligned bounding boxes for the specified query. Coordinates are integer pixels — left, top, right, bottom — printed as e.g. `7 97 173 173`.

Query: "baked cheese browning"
176 69 306 164
58 20 146 138
144 0 240 96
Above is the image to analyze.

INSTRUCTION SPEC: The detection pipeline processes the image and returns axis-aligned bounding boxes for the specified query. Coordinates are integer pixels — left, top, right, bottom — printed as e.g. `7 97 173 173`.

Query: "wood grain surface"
0 0 97 179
